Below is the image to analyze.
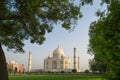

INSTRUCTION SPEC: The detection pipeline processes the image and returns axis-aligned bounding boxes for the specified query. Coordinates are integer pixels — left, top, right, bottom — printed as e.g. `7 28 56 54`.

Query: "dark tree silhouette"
0 0 81 80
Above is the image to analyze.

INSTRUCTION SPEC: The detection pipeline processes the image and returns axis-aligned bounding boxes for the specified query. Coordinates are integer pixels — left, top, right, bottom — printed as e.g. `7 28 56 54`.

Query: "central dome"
53 47 64 57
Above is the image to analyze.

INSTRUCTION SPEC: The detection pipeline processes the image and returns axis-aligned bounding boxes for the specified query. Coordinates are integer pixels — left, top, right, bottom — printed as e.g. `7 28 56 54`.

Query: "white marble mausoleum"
44 47 71 72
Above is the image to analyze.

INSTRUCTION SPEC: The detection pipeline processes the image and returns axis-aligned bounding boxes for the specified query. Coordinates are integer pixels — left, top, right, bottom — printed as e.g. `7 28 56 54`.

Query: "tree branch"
0 14 23 20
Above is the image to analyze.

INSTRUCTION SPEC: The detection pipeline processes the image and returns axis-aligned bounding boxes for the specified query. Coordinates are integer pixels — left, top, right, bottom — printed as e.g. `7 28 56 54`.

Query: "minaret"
73 48 77 70
78 56 80 72
28 51 32 72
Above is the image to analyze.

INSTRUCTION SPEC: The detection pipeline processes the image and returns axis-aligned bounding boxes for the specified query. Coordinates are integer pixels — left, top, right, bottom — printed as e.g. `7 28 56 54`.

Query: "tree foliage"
89 58 107 73
0 0 82 52
7 68 13 74
88 0 120 80
0 0 82 80
84 69 90 73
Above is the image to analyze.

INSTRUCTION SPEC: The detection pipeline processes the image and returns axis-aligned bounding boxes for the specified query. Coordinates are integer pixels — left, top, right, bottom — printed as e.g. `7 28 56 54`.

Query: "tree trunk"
0 43 9 80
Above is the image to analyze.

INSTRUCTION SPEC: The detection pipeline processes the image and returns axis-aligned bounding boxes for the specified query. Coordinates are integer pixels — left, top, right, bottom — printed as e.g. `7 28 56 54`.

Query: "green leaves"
81 0 93 6
88 0 120 79
0 0 81 52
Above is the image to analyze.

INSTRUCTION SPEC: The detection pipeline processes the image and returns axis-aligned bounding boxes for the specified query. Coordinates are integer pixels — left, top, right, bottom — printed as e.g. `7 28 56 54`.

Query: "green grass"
9 74 102 80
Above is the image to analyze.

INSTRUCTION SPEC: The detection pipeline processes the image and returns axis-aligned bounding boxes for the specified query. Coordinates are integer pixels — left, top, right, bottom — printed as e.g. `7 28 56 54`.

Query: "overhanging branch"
0 14 23 20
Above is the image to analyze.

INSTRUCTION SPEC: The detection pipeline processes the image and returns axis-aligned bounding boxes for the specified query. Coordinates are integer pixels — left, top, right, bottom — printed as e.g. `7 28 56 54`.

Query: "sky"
4 0 106 72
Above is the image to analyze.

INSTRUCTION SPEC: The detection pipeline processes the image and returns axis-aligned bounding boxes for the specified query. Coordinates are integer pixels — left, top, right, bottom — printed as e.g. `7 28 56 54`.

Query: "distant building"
44 47 71 72
7 60 25 73
30 69 44 73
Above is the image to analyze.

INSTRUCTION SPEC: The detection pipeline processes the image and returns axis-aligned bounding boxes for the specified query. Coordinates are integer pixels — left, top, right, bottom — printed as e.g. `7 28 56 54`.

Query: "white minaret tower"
78 56 80 72
28 51 32 72
73 48 77 70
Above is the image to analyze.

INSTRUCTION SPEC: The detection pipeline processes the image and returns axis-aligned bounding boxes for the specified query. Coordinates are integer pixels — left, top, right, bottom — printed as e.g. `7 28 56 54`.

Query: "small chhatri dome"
9 60 15 64
53 47 64 57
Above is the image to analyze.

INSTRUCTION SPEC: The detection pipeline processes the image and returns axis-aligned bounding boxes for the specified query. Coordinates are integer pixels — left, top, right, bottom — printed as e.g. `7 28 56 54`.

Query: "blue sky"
4 0 106 72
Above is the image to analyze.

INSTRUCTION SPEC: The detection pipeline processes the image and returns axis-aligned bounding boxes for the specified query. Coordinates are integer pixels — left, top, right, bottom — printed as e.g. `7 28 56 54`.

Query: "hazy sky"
4 0 106 72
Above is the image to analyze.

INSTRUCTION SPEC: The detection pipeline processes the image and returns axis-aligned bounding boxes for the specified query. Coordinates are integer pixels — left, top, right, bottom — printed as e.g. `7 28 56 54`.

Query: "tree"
0 0 82 80
72 69 77 73
84 69 89 73
88 0 120 79
89 58 107 73
7 68 13 74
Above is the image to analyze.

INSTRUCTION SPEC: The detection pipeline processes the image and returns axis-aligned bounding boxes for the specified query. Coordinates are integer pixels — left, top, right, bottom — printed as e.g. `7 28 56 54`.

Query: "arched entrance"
52 61 57 69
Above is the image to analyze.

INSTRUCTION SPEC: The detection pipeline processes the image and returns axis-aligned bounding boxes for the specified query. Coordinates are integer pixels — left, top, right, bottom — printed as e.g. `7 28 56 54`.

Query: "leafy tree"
89 58 107 73
72 69 77 73
84 69 90 73
0 0 81 80
88 0 120 80
7 68 13 74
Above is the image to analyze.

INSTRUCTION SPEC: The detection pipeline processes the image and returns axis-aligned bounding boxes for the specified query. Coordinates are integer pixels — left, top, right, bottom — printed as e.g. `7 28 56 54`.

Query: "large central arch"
52 61 57 69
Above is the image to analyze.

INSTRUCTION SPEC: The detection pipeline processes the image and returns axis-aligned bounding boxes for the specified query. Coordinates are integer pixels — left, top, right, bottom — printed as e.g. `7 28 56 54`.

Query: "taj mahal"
27 46 80 73
7 46 80 73
44 47 71 72
43 47 80 72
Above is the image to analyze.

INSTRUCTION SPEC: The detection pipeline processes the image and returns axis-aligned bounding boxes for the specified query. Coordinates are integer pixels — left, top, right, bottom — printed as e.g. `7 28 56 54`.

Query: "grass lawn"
9 74 102 80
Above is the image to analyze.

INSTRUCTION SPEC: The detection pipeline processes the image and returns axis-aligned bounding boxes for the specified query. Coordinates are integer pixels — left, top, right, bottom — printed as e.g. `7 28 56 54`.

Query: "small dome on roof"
9 60 16 64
